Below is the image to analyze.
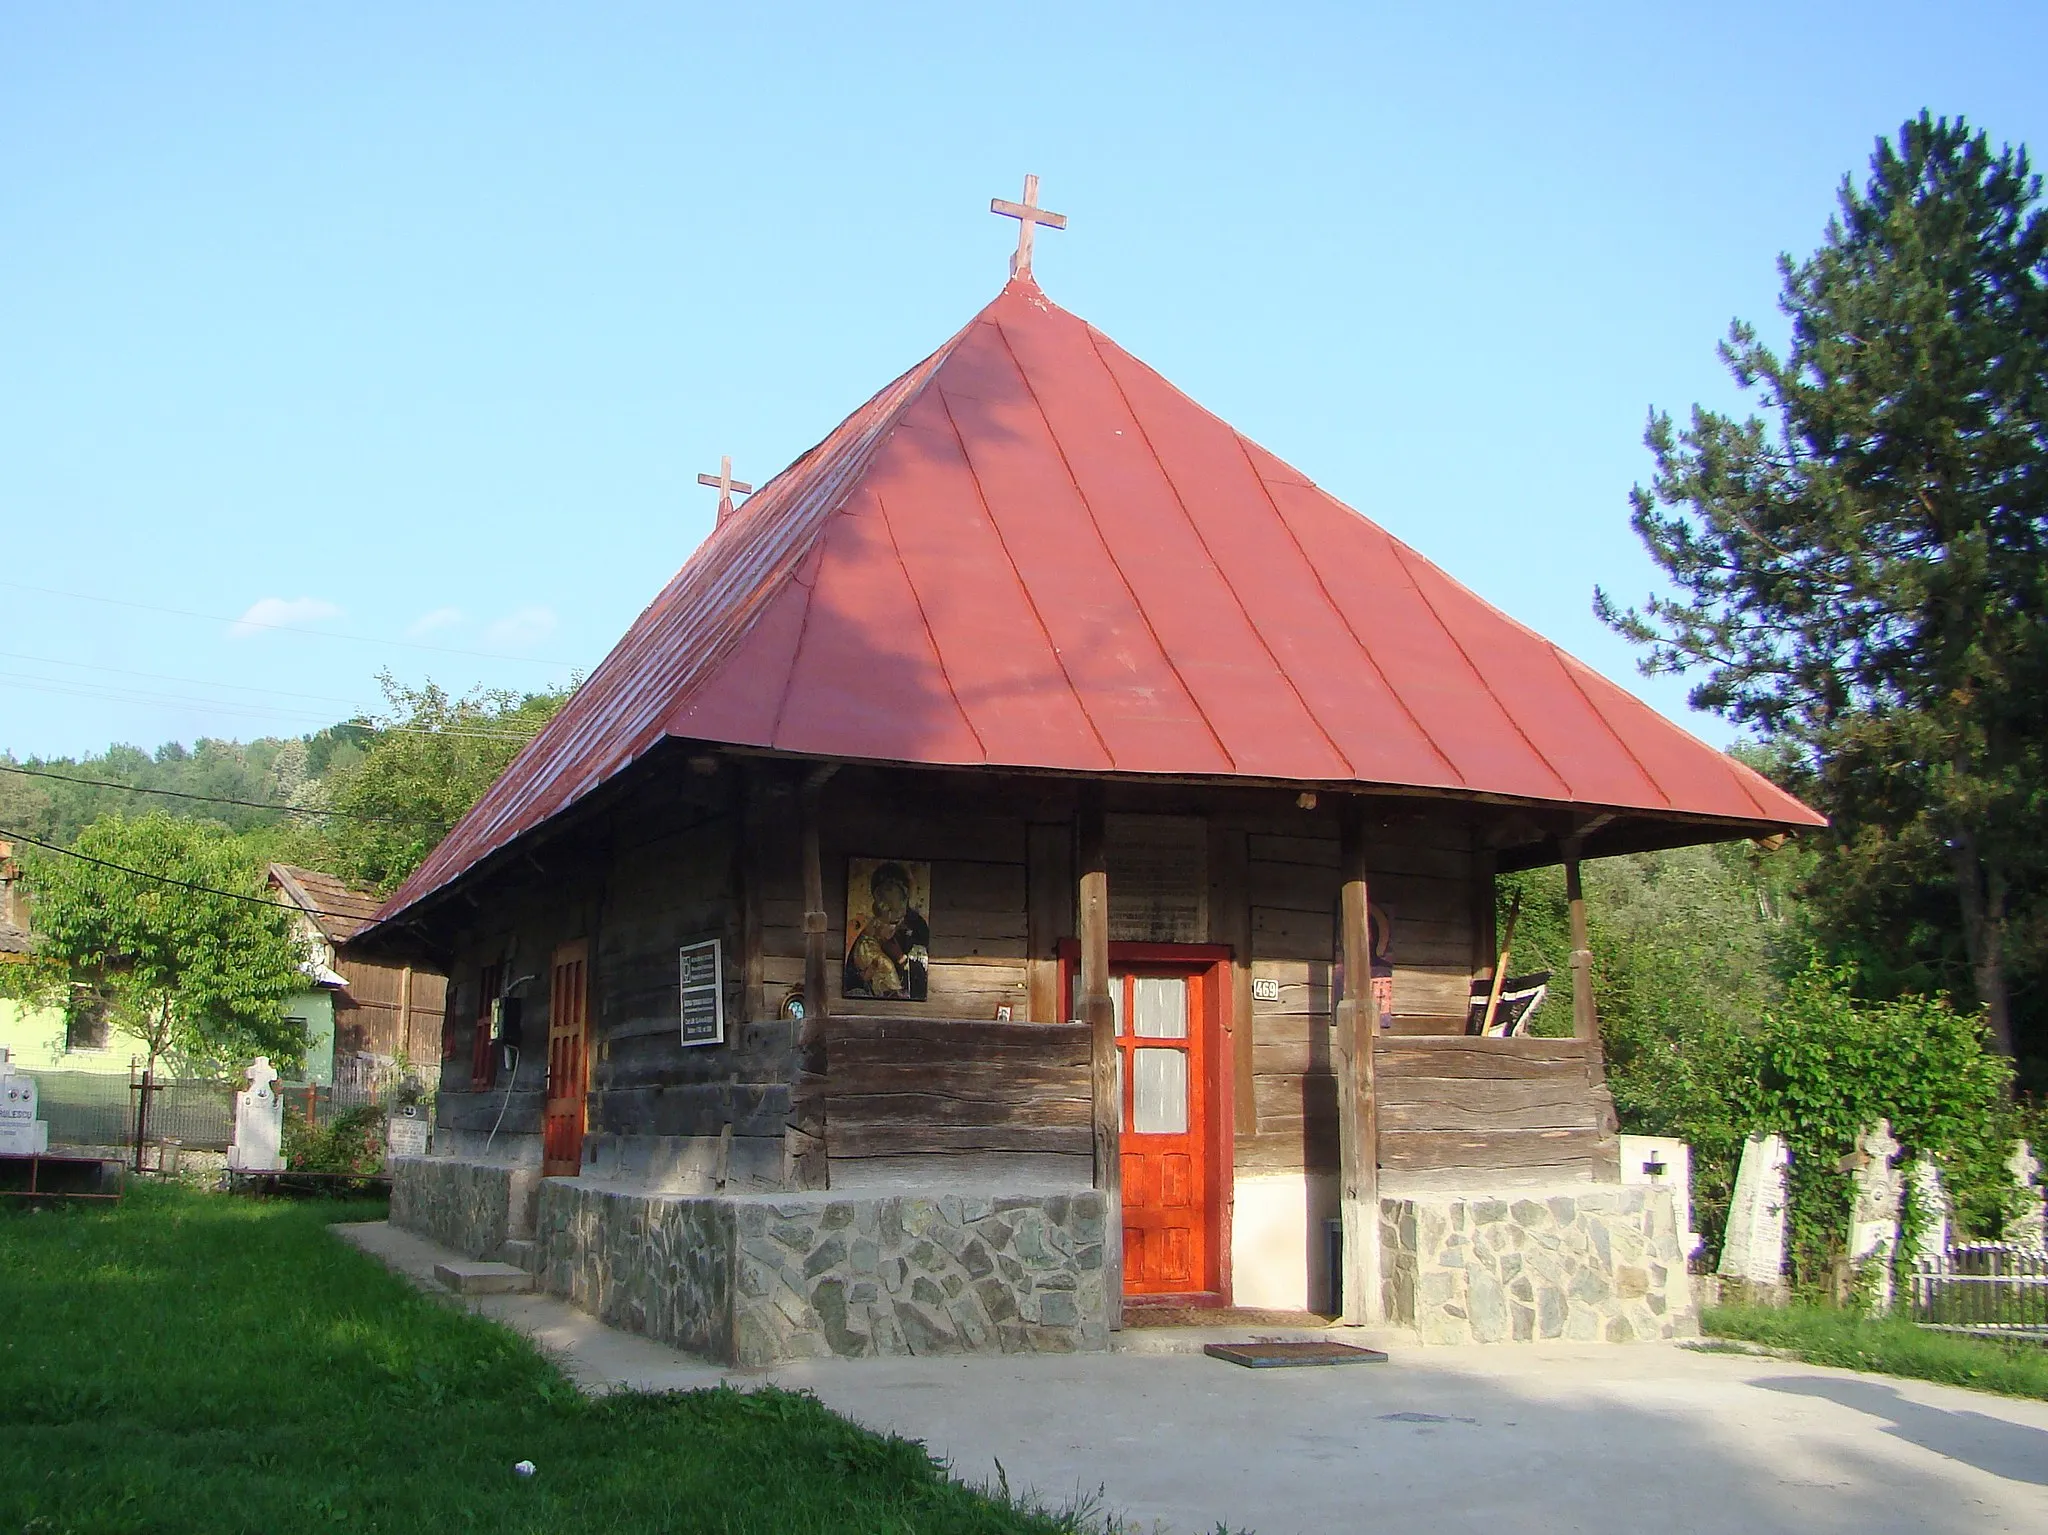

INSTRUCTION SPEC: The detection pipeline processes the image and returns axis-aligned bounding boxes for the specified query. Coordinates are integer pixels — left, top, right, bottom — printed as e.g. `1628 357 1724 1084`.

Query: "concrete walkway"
339 1220 2048 1534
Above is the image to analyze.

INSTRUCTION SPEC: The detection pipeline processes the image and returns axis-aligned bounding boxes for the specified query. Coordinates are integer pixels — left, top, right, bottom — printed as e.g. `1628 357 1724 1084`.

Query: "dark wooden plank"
1378 1128 1616 1174
828 1123 1093 1158
1377 1038 1599 1079
832 1016 1089 1047
828 1060 1093 1097
826 1093 1091 1129
1379 1080 1607 1134
1247 832 1340 869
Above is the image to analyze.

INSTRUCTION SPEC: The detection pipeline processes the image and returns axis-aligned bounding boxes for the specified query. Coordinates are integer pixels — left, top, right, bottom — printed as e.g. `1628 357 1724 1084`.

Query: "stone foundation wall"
1381 1187 1696 1344
536 1180 1109 1366
389 1155 538 1261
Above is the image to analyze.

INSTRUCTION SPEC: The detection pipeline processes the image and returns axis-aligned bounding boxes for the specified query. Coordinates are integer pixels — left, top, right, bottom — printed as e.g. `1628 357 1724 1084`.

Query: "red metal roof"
367 278 1821 929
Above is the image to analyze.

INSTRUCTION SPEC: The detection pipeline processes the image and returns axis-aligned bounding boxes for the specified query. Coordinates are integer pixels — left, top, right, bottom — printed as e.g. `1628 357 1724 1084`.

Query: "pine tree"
1601 114 2048 1058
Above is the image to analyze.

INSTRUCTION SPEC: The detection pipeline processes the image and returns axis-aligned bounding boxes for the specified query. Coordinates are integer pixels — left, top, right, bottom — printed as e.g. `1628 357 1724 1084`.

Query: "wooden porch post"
398 965 415 1061
791 767 836 1190
1563 837 1600 1045
1078 788 1121 1329
1336 800 1384 1325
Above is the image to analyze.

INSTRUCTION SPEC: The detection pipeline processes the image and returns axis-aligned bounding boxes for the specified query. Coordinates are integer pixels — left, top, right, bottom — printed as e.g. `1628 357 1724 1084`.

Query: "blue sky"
3 3 2043 760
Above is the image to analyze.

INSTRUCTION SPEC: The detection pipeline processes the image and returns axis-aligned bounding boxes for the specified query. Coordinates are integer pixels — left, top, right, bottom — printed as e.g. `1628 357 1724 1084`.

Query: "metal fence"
1907 1243 2048 1336
24 1069 429 1155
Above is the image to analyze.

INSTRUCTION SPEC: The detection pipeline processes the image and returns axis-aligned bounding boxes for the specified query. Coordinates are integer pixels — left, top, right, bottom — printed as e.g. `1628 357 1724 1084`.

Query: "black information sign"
679 939 724 1047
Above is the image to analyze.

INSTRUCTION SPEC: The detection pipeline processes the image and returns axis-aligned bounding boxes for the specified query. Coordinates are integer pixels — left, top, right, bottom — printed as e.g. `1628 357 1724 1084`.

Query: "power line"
0 825 379 924
0 762 454 827
0 648 383 710
0 674 552 743
0 579 578 668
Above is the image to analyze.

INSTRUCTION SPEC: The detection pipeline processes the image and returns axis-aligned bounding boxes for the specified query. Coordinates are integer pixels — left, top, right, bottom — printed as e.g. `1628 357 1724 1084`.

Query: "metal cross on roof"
990 174 1067 279
696 455 753 523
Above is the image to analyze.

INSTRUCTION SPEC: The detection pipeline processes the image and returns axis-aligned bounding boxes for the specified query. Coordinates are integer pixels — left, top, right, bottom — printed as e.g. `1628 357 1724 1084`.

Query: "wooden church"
354 181 1820 1362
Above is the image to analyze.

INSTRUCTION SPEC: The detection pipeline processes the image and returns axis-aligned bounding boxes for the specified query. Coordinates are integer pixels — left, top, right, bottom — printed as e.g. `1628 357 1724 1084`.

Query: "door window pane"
1132 1047 1189 1134
1132 977 1188 1038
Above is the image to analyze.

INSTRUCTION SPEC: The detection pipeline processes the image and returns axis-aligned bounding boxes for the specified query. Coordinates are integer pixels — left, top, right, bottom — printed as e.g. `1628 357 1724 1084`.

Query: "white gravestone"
2008 1141 2044 1253
228 1057 285 1172
386 1104 429 1159
1719 1132 1790 1287
1909 1156 1952 1258
1847 1119 1903 1309
0 1056 49 1155
1620 1134 1702 1259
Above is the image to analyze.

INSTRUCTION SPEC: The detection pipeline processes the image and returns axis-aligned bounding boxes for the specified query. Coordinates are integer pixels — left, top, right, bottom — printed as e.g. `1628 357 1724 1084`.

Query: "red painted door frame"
1060 940 1235 1305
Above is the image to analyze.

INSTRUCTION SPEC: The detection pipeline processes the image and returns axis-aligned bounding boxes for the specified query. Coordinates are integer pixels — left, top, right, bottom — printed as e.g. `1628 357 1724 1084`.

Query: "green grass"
0 1184 1098 1535
1702 1301 2048 1401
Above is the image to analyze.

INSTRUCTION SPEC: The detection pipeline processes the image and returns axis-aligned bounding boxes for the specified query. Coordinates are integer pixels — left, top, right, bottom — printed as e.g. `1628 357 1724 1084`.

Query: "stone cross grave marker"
1847 1119 1903 1309
0 1051 48 1156
228 1057 285 1172
1619 1133 1702 1259
1719 1132 1789 1288
2008 1141 2044 1253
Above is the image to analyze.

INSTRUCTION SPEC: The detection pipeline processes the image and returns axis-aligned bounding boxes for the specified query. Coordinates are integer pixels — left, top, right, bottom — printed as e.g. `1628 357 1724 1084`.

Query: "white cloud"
226 596 345 640
483 605 559 651
407 606 465 638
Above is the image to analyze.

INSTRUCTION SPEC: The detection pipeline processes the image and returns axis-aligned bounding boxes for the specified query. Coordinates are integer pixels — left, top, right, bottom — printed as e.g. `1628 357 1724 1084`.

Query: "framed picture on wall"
843 858 931 1002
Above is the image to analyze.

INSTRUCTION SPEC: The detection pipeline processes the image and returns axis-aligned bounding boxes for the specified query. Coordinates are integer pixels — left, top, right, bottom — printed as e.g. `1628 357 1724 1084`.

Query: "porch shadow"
1751 1373 2048 1487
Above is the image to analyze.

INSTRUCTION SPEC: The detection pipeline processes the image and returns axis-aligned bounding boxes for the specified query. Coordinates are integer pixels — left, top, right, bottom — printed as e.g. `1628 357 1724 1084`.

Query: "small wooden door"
1114 967 1213 1296
542 940 590 1177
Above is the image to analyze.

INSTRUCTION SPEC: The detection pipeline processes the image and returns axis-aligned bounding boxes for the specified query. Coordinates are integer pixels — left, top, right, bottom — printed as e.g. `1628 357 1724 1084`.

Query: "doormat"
1203 1340 1389 1368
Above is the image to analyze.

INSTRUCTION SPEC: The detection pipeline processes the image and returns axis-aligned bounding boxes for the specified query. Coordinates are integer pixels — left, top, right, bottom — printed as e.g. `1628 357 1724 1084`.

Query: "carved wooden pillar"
1336 800 1384 1325
1563 837 1600 1046
1078 788 1121 1329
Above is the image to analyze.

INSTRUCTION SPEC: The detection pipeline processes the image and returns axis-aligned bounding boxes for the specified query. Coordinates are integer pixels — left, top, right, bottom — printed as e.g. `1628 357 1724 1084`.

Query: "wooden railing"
1374 1035 1619 1190
825 1017 1092 1161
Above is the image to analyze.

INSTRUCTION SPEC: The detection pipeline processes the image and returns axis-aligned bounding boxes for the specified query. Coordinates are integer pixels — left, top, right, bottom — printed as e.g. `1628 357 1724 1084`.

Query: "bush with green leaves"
282 1102 388 1176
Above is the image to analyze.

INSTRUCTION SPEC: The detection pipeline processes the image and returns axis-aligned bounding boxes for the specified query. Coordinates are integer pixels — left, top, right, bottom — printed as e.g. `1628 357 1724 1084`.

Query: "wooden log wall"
424 756 1619 1196
431 761 788 1173
825 1017 1091 1162
1376 1037 1618 1190
1237 813 1491 1175
754 790 1038 1024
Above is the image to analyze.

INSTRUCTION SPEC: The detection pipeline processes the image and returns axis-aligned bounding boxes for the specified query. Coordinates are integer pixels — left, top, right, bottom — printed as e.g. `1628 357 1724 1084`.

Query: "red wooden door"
542 941 590 1177
1114 967 1213 1296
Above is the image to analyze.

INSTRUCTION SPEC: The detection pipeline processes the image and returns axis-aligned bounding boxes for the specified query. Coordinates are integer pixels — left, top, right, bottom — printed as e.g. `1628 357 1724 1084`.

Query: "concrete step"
499 1238 538 1273
433 1259 533 1296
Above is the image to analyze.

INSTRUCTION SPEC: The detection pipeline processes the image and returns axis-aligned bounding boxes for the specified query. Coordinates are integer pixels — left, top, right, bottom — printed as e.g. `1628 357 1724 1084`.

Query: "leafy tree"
315 674 571 895
1505 841 1808 1255
1599 114 2048 1061
0 812 309 1077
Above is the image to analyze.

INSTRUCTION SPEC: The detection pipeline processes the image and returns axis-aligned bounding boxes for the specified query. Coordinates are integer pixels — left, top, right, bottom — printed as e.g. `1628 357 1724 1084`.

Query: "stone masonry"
1381 1186 1697 1344
389 1155 539 1262
534 1179 1110 1366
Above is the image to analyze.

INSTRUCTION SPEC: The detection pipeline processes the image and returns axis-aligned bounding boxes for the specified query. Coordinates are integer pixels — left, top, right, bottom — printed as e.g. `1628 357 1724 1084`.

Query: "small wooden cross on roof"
990 174 1067 280
697 455 753 523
